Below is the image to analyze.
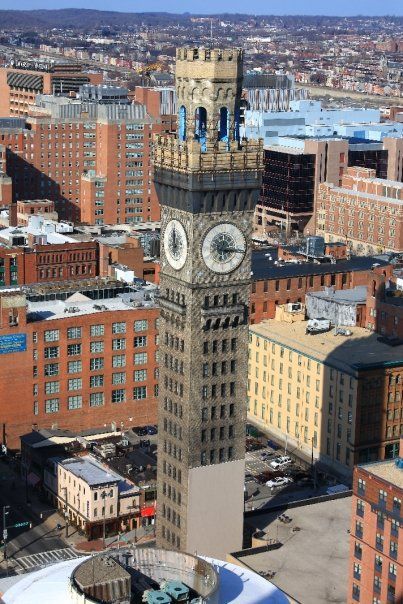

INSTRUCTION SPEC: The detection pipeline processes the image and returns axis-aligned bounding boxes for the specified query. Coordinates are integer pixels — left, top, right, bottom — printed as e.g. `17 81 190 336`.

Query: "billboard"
0 333 27 355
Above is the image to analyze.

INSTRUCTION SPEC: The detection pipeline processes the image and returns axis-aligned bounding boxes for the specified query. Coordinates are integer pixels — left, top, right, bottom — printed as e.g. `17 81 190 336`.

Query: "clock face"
202 223 246 274
163 219 188 270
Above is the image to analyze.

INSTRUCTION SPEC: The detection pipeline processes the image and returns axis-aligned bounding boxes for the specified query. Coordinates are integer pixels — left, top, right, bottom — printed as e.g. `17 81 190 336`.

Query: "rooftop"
241 497 351 604
251 247 390 281
250 319 403 373
307 285 367 305
59 455 122 487
26 286 157 322
325 184 403 206
361 458 403 489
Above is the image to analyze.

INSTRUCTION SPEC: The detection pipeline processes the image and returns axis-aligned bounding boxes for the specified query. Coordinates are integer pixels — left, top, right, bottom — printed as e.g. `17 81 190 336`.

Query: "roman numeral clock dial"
201 223 246 274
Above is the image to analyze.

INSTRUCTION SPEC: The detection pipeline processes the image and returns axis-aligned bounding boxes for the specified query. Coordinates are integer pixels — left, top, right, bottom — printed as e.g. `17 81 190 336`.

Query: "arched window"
219 107 229 143
179 105 186 141
234 106 240 141
195 106 207 151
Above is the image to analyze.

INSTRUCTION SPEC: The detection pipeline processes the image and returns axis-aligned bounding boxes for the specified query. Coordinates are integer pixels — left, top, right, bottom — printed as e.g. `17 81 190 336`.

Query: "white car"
270 456 292 470
265 476 293 488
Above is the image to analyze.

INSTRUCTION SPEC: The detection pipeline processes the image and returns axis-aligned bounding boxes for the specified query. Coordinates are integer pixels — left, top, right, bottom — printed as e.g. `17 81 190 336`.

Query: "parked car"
146 425 158 435
267 440 281 451
244 473 256 483
132 426 148 436
260 450 276 460
270 456 292 470
265 476 293 488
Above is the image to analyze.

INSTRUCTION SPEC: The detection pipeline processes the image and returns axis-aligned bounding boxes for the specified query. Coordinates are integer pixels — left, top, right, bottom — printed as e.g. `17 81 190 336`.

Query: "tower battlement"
176 47 243 64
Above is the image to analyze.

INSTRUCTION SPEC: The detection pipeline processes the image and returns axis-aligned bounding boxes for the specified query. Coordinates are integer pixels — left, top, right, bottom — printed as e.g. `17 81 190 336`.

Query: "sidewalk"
73 525 156 553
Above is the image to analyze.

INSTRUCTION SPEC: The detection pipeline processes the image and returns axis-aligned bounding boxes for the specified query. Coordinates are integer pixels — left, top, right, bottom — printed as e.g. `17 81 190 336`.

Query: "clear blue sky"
1 0 402 16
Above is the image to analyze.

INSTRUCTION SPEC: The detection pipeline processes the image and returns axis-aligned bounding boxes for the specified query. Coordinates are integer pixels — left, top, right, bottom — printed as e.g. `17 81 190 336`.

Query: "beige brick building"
248 312 403 478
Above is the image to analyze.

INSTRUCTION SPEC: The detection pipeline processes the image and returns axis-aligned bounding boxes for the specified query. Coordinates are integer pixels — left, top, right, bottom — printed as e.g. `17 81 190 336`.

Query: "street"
0 459 70 575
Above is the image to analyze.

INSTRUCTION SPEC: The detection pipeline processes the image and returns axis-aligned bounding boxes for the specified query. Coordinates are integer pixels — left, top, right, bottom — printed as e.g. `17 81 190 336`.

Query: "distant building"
347 448 403 604
0 280 159 449
0 60 102 117
317 167 403 254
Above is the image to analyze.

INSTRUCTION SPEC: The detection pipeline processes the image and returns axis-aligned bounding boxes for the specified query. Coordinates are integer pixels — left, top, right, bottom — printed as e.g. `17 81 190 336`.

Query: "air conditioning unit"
288 302 302 313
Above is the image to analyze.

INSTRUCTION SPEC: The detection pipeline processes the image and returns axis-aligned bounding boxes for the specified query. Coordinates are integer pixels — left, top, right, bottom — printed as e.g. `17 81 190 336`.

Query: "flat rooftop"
242 497 351 604
251 248 390 280
59 455 121 487
327 185 403 206
361 458 403 489
250 319 403 372
26 285 157 322
307 285 367 304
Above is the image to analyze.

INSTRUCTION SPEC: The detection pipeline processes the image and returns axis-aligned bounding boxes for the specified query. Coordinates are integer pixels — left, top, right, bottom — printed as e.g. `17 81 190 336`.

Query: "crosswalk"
15 547 80 571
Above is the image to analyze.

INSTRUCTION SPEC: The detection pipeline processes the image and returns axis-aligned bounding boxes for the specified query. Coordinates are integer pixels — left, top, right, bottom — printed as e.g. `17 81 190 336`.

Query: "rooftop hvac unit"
287 302 302 313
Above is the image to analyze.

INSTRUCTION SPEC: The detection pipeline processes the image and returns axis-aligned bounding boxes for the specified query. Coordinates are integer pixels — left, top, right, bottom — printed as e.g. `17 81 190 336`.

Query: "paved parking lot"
244 446 333 510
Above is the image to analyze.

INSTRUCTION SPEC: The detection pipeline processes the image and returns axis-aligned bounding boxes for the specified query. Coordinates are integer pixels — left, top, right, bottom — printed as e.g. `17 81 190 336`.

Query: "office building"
0 59 102 117
317 167 403 254
0 87 162 225
248 315 403 477
0 280 159 449
348 451 403 603
154 47 262 557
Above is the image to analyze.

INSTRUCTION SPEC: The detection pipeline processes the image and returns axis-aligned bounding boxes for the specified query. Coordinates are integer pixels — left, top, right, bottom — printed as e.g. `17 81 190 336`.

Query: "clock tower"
154 47 263 558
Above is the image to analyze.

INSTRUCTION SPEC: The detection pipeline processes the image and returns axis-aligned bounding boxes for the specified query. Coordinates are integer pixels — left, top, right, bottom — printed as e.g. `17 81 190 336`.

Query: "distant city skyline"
1 0 403 16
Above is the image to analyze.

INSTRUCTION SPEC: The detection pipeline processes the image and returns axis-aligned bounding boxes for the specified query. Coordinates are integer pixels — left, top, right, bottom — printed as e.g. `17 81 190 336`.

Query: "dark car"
133 426 148 436
267 440 281 451
146 425 158 435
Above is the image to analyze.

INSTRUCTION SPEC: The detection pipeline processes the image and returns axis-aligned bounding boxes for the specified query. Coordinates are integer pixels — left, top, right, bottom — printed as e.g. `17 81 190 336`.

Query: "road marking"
15 547 80 571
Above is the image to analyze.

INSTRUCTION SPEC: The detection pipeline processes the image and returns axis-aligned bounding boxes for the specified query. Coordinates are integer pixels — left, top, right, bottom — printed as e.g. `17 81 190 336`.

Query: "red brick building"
250 248 393 324
348 449 403 604
0 282 159 449
0 240 98 286
317 167 403 254
0 92 163 225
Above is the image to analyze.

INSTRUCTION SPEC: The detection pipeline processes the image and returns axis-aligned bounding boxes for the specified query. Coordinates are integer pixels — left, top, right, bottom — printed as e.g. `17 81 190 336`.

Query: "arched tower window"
219 107 229 143
195 106 207 151
234 106 240 142
179 105 186 141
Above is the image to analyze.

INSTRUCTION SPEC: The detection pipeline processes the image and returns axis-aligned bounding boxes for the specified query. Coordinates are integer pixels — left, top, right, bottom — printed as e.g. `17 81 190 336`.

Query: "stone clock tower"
153 47 263 558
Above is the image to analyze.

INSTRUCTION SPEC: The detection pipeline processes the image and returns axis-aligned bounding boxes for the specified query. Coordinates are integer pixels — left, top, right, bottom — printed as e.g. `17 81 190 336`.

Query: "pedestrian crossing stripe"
15 547 80 570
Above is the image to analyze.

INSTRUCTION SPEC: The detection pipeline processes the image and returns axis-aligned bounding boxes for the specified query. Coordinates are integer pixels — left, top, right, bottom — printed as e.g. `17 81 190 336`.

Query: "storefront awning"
140 506 155 518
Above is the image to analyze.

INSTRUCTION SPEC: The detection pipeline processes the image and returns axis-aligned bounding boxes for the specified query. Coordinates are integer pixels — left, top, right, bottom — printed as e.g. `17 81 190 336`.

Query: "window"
45 399 59 413
134 386 147 400
376 533 384 551
90 357 104 371
90 375 104 388
356 499 365 517
353 563 361 580
45 381 59 394
68 378 82 391
112 338 126 350
134 352 147 365
68 360 82 374
389 562 397 578
112 354 126 368
44 329 59 342
67 327 81 339
134 320 148 332
357 478 366 494
68 395 82 410
134 336 147 347
110 371 125 384
90 324 104 337
112 389 125 403
44 346 59 359
44 363 59 376
67 343 81 356
112 322 126 334
90 341 104 353
352 584 360 601
90 392 104 407
134 369 147 381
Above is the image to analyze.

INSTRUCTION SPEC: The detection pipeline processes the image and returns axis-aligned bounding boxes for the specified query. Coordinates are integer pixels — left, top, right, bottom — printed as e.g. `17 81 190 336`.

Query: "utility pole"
2 506 10 562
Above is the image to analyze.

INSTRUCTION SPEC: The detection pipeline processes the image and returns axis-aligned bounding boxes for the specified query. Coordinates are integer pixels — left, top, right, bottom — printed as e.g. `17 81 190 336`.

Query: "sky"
1 0 403 16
